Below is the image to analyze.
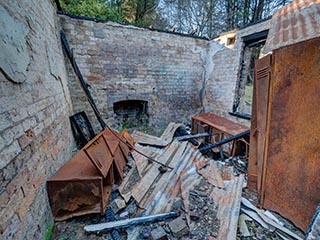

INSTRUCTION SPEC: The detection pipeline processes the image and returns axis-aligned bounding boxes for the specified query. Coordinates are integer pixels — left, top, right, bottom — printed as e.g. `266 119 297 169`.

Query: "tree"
60 0 121 21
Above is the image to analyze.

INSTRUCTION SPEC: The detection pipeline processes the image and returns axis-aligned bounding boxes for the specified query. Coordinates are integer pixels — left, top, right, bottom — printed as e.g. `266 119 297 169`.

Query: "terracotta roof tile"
264 0 320 52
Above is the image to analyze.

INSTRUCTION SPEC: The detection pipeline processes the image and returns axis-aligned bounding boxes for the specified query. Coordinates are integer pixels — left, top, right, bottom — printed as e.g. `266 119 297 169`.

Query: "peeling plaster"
0 5 30 83
200 41 224 112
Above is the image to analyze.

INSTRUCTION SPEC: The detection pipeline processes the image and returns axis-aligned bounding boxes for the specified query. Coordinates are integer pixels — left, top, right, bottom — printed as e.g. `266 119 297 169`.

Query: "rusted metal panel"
47 150 112 221
261 38 320 231
192 113 249 136
84 133 113 178
248 55 271 192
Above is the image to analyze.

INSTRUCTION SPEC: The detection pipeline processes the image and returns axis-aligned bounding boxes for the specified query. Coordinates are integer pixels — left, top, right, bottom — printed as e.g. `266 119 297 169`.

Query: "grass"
44 224 54 240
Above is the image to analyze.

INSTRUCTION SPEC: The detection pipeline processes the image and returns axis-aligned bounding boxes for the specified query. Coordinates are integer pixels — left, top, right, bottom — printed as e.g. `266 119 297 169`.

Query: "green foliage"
60 0 157 27
60 0 122 22
44 224 54 240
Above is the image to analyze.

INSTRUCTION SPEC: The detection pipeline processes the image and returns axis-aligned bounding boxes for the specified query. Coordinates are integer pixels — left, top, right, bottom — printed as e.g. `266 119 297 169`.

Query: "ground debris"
52 122 305 240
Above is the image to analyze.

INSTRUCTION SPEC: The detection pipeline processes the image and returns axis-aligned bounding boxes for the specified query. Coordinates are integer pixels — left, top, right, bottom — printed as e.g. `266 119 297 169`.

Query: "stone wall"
204 20 271 126
60 15 208 132
0 1 75 239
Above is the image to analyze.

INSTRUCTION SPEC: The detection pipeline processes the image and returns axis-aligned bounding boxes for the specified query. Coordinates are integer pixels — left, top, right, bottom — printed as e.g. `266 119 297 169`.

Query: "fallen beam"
199 130 250 153
175 132 211 141
84 212 178 233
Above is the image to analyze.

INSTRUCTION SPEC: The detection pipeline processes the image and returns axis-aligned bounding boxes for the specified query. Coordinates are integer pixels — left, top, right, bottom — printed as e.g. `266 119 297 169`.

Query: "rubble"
168 217 189 238
110 198 126 214
150 226 168 240
50 120 306 240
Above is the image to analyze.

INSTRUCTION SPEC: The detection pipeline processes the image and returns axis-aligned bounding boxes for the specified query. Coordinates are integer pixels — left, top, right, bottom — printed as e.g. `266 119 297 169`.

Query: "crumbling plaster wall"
0 1 75 239
60 15 208 132
204 20 271 126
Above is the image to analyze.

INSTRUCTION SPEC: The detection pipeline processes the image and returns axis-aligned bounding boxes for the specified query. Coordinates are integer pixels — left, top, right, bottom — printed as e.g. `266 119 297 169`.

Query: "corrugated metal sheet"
264 0 320 52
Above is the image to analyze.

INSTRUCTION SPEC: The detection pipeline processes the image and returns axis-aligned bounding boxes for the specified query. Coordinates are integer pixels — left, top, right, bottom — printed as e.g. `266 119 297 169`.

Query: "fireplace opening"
113 100 149 128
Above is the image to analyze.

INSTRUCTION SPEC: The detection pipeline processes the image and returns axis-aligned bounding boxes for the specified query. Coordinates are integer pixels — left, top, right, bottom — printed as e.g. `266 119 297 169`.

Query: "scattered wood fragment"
175 132 210 141
238 214 251 237
180 166 202 226
84 212 178 233
241 208 269 229
241 197 303 240
132 122 183 147
197 160 225 189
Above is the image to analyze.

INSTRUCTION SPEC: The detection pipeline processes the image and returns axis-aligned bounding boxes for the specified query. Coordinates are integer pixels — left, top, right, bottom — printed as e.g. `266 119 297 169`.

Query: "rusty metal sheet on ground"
131 141 181 203
261 38 320 231
131 144 164 177
210 174 244 240
132 122 183 147
147 144 197 215
139 141 188 210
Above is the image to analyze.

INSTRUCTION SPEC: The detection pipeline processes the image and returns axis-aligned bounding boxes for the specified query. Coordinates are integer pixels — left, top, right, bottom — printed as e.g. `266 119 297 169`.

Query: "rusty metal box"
47 150 113 221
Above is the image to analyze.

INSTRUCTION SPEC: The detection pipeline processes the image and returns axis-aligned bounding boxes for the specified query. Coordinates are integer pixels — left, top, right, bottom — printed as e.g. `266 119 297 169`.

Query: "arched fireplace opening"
113 100 149 128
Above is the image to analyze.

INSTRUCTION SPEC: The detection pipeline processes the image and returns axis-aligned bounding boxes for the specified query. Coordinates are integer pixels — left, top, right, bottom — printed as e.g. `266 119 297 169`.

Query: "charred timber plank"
199 130 250 153
84 212 178 232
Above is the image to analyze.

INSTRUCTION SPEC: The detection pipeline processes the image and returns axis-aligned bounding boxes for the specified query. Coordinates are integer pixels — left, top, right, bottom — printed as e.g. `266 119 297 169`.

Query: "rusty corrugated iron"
261 38 320 231
264 0 320 53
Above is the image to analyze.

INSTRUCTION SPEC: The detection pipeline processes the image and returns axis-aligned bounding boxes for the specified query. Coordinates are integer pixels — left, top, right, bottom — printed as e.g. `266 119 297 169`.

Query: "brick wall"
204 20 271 126
0 1 74 239
60 15 208 131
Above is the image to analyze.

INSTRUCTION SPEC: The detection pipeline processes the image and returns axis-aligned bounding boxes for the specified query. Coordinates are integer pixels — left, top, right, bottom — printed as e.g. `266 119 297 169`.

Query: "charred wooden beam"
60 31 106 130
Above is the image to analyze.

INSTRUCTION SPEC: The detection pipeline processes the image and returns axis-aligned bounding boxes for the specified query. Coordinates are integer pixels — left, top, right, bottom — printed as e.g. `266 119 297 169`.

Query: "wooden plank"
84 212 178 232
131 141 180 203
138 142 188 209
238 214 251 237
131 145 163 177
132 122 182 147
